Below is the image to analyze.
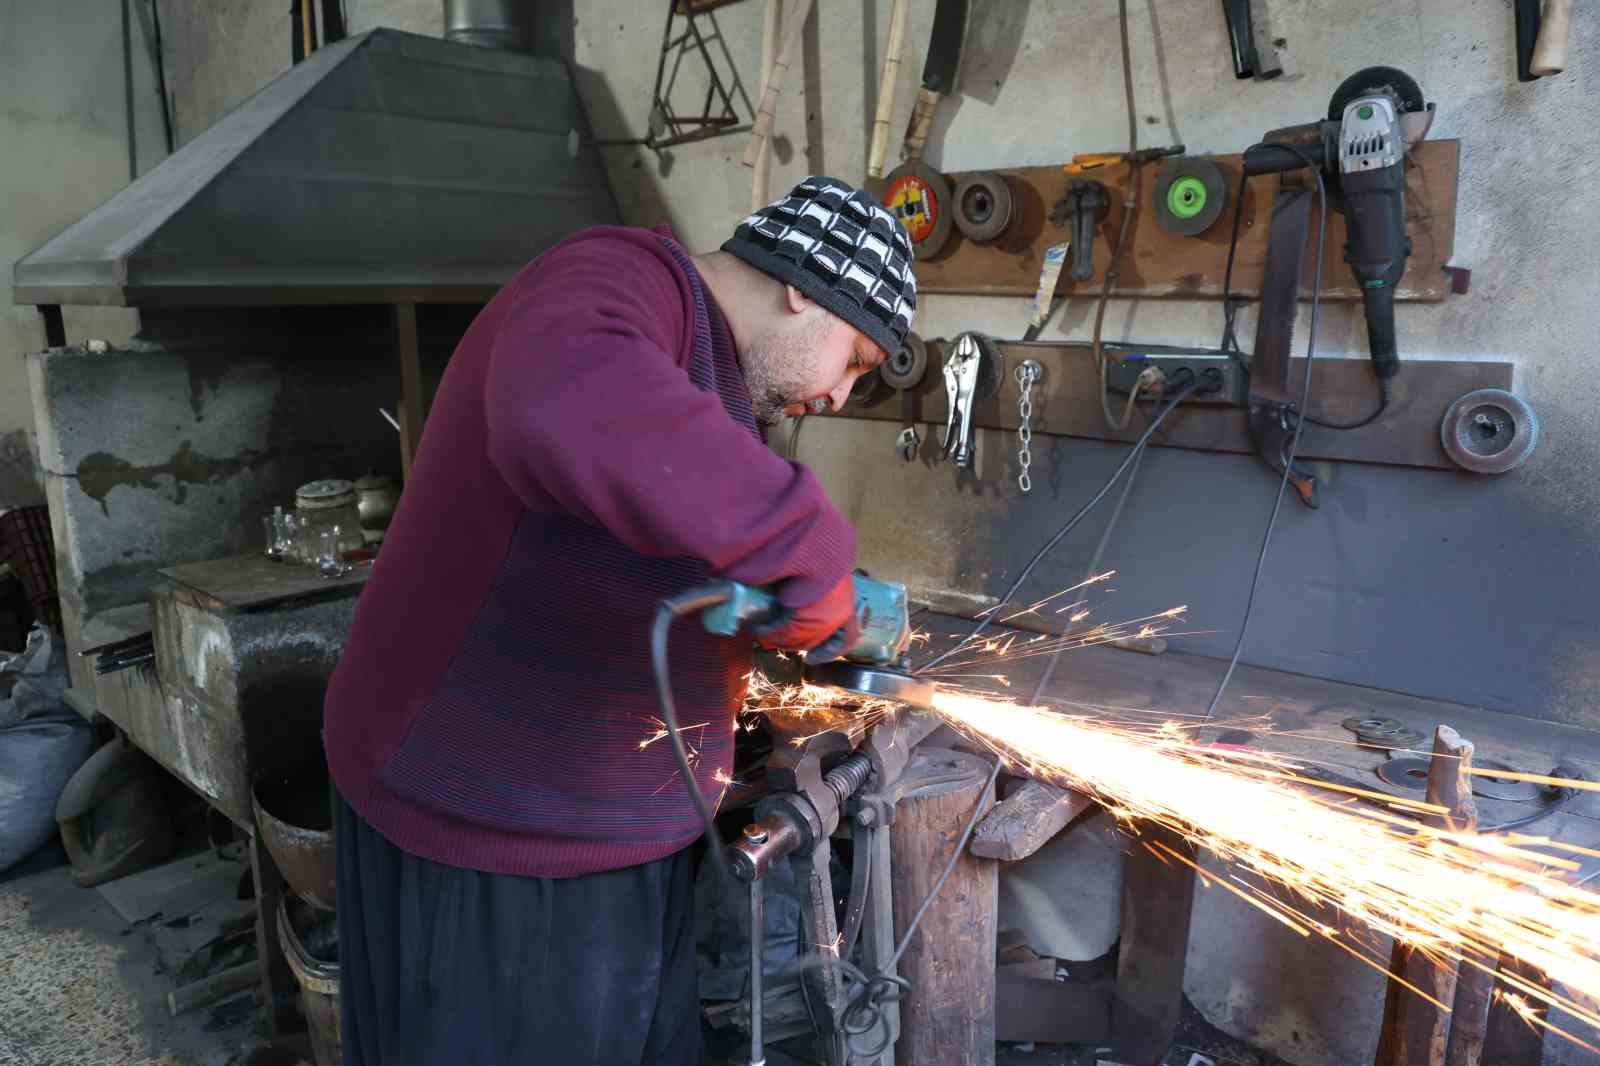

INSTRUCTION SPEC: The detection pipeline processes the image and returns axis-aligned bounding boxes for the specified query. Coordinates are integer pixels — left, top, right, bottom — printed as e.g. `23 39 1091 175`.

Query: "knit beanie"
721 176 917 358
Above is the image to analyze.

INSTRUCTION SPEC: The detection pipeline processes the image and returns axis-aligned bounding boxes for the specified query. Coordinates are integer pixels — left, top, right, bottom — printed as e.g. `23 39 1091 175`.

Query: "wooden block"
997 927 1040 965
1114 824 1198 1066
971 780 1095 861
831 341 1513 472
913 141 1460 302
998 957 1058 981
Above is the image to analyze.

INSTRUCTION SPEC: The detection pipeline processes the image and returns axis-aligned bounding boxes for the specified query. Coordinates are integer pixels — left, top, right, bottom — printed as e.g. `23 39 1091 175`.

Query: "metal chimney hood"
13 29 619 308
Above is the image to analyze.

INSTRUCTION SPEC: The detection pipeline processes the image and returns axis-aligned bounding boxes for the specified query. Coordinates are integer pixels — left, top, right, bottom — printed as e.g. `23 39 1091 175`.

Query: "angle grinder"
1242 66 1433 384
701 576 935 708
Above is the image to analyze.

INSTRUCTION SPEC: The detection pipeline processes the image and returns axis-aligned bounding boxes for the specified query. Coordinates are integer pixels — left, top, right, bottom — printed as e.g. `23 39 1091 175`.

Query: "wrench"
896 387 920 461
941 334 981 467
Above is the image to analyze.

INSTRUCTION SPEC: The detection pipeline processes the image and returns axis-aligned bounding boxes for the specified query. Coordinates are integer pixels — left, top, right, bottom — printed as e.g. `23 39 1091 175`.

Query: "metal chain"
1016 362 1039 493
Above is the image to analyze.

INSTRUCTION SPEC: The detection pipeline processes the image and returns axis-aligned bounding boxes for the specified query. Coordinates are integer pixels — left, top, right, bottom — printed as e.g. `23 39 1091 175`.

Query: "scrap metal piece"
1441 388 1539 474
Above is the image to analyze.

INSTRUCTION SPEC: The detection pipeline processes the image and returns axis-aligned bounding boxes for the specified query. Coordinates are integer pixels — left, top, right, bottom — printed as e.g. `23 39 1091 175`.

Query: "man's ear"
783 284 811 314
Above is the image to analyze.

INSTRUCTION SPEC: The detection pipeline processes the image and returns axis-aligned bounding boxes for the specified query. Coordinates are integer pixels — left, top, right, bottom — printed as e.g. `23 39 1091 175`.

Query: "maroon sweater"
324 227 856 877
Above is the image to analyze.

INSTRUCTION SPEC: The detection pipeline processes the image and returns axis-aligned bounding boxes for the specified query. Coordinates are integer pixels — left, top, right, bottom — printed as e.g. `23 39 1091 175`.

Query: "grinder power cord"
1206 143 1329 720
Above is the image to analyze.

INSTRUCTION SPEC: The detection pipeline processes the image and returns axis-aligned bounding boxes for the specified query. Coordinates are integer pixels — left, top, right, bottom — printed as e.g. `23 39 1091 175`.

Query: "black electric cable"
1219 167 1252 360
650 584 741 887
1031 405 1152 703
919 377 1205 674
1301 377 1391 429
1203 142 1328 722
1479 765 1585 834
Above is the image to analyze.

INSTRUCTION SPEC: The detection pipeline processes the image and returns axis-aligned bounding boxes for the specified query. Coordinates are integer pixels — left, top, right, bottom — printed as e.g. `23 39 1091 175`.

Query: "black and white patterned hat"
721 176 917 358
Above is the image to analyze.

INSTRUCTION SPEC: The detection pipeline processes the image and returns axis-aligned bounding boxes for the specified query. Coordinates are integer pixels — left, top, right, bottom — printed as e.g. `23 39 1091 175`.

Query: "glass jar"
294 479 364 565
353 473 399 545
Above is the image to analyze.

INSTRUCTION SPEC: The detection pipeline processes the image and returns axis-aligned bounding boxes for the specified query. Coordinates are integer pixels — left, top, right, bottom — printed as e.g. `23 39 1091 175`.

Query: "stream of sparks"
742 644 1600 1050
933 689 1600 1050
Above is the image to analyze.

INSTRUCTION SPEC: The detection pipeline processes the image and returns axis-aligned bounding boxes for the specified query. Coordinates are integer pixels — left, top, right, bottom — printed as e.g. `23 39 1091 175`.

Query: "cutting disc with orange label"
883 161 953 260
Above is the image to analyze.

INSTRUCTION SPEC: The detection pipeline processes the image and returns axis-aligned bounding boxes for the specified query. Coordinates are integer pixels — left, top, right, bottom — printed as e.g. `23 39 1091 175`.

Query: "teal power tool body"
700 576 936 709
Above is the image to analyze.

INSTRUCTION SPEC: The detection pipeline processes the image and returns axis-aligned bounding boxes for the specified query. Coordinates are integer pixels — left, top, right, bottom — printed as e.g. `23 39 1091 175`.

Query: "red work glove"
751 574 860 659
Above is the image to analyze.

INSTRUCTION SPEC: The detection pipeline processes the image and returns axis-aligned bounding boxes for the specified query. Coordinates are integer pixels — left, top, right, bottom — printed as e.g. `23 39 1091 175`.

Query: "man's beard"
741 315 833 427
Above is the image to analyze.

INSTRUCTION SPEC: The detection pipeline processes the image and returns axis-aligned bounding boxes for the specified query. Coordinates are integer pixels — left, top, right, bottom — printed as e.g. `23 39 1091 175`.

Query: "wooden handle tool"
742 0 815 168
1530 0 1574 75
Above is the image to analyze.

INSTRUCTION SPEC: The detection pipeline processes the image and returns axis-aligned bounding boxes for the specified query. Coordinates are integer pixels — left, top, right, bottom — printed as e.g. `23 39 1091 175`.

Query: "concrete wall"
2 1 169 509
151 0 1600 731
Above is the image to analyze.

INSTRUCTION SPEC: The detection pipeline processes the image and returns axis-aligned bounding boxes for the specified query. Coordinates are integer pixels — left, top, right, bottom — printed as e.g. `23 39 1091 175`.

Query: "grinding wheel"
1377 756 1432 791
805 661 936 709
846 365 887 408
884 161 953 260
1440 388 1539 474
882 332 928 391
1469 760 1544 803
1342 715 1425 750
1328 66 1426 122
1154 157 1227 236
953 171 1015 244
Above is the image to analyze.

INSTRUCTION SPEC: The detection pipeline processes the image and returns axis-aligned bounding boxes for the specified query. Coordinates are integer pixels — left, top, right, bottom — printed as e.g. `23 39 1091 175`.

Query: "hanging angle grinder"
1238 66 1434 505
1245 65 1432 388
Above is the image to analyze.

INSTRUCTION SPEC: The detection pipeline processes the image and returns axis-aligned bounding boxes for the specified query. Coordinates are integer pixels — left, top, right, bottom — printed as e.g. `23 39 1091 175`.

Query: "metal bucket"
279 897 341 1066
253 761 336 909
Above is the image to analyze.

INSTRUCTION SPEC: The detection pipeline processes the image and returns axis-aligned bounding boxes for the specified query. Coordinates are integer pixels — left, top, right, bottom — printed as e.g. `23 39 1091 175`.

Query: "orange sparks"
924 687 1600 1043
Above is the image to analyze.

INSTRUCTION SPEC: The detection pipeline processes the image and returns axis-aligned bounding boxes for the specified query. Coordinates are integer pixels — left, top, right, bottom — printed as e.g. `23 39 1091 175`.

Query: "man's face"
741 287 887 427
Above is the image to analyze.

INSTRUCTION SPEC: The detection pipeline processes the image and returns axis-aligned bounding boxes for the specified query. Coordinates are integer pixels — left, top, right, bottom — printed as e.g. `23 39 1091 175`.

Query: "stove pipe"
443 0 533 53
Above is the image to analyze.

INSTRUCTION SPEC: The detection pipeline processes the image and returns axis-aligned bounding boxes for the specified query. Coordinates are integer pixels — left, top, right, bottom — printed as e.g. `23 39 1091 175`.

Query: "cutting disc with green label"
1154 156 1227 237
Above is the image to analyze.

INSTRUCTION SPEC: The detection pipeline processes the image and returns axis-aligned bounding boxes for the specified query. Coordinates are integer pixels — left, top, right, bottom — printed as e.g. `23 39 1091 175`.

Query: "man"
323 176 917 1066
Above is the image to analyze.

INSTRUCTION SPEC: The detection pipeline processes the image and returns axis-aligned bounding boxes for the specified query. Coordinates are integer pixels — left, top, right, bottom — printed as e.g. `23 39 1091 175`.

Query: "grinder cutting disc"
805 661 936 710
1154 157 1227 236
884 161 954 260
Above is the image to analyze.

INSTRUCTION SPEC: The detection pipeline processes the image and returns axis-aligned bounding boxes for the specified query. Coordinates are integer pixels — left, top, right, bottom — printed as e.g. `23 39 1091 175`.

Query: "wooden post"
1376 724 1477 1066
1443 958 1497 1066
1114 823 1198 1066
1482 953 1549 1065
394 303 424 478
865 0 910 180
750 0 780 210
890 746 997 1066
250 831 303 1036
742 0 814 168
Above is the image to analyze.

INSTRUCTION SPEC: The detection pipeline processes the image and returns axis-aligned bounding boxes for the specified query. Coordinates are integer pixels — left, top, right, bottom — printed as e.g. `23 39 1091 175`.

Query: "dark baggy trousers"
334 791 702 1066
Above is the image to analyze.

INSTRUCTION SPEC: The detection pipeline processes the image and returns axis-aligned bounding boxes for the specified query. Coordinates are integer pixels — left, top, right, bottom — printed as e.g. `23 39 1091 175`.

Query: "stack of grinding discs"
1154 156 1227 236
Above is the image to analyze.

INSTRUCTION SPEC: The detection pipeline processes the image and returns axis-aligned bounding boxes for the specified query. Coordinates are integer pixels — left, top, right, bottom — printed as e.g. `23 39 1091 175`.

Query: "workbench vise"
730 700 943 1066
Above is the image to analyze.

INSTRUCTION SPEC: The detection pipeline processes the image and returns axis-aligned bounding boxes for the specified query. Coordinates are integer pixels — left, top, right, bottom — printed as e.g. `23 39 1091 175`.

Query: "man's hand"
751 574 859 658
